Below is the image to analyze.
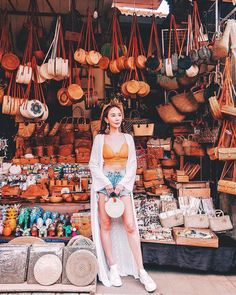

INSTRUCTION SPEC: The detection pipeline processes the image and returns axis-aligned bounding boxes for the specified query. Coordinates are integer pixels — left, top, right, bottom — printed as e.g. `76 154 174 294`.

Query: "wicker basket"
170 91 198 113
156 103 185 124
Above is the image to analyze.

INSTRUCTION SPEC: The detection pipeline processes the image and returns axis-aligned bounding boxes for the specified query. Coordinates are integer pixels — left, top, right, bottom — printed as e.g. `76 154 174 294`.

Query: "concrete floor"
96 266 236 295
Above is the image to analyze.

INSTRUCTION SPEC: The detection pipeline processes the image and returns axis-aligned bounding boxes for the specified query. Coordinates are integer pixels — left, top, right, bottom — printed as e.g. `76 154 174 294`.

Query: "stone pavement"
96 266 236 295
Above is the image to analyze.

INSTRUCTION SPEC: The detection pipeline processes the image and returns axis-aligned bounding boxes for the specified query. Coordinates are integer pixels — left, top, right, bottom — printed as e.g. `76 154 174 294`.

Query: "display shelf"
0 236 71 243
0 235 92 244
141 238 175 245
0 282 96 294
0 201 90 213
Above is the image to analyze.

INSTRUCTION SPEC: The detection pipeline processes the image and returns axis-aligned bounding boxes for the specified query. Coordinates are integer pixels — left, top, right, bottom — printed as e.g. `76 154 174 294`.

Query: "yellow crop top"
103 142 128 168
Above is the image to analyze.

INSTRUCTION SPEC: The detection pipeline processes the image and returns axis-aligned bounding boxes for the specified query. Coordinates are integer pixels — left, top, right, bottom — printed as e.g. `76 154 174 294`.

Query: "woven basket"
170 91 198 113
156 104 185 124
157 75 179 90
209 96 222 119
123 110 149 134
90 120 101 138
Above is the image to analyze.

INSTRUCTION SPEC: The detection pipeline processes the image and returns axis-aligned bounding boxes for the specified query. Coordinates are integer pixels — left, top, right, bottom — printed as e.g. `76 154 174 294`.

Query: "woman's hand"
114 184 124 196
105 184 114 195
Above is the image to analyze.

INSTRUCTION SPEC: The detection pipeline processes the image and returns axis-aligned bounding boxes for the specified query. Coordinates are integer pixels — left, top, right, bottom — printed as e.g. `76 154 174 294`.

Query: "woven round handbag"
105 192 125 218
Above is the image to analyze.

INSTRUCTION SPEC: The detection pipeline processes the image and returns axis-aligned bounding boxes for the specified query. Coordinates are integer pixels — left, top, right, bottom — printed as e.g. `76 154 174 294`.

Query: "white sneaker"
139 269 157 293
109 264 122 287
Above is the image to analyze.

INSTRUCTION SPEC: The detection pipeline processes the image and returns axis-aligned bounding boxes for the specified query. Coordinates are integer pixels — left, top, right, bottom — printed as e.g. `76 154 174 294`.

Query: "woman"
89 103 157 292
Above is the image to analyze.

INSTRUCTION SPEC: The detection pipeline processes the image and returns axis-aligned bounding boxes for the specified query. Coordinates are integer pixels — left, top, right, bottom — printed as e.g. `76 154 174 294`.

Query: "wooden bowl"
49 196 63 203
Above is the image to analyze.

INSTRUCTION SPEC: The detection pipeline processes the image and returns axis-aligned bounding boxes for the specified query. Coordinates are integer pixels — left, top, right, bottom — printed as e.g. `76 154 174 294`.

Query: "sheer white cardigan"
89 133 139 287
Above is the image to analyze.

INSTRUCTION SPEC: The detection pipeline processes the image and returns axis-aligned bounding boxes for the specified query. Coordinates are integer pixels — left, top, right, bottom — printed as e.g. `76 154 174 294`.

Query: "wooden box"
0 244 30 283
176 175 189 182
173 227 219 248
173 171 189 183
178 181 210 198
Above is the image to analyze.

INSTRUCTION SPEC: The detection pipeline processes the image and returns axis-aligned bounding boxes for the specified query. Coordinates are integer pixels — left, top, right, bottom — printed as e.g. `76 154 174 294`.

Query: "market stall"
0 0 236 292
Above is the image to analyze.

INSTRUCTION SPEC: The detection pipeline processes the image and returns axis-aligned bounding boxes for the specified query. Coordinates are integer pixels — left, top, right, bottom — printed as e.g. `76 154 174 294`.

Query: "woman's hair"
99 103 125 134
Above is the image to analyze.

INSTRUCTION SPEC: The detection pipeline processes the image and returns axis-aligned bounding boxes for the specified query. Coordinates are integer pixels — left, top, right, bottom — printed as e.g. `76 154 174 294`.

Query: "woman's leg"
98 193 115 266
121 195 144 270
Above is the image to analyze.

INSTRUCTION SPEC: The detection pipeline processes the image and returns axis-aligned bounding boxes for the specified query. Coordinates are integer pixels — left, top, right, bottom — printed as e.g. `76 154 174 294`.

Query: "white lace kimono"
89 133 139 287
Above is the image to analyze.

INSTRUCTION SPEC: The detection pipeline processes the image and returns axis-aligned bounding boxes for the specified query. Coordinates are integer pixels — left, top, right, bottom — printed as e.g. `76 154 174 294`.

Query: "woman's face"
105 107 123 129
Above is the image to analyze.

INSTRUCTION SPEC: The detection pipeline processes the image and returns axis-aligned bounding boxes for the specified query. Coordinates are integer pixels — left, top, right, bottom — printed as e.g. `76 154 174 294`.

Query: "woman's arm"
89 135 112 191
117 135 137 191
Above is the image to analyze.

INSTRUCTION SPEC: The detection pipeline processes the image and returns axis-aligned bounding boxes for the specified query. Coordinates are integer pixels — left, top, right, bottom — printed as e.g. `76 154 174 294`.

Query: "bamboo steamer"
109 60 120 74
137 81 150 97
86 50 101 65
67 84 84 101
57 88 72 106
74 48 87 64
136 55 147 69
121 82 129 97
116 56 127 71
98 56 110 70
209 96 222 119
125 57 135 70
126 79 140 94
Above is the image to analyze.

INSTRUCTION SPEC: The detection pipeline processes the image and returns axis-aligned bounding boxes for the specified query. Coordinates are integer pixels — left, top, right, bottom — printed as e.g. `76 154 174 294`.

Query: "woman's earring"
105 123 110 134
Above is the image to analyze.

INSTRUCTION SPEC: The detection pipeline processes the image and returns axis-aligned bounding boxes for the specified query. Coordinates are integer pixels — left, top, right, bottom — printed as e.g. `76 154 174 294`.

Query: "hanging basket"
209 95 222 119
156 103 185 124
170 91 199 113
157 75 179 91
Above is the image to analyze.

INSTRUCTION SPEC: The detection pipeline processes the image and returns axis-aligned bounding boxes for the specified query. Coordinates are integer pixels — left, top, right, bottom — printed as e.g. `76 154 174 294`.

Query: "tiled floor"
96 267 236 295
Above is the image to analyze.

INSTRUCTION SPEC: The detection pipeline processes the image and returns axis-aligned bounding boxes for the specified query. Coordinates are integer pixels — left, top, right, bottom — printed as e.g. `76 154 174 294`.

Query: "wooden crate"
178 181 210 198
173 227 219 248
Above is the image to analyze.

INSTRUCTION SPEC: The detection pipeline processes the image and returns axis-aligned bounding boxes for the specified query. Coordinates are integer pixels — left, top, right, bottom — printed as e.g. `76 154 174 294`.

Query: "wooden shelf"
141 238 175 245
0 282 96 294
0 201 90 213
0 235 92 244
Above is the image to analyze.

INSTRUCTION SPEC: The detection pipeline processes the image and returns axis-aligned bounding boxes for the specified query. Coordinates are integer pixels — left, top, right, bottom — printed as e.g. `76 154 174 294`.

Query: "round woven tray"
34 254 62 285
8 236 45 244
66 249 98 286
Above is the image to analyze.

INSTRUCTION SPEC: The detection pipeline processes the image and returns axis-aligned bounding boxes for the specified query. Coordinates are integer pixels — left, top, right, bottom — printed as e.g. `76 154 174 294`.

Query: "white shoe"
139 269 157 293
109 264 122 287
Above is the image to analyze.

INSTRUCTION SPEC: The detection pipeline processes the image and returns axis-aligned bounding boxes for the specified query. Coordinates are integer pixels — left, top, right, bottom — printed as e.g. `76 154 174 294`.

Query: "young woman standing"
89 103 157 292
